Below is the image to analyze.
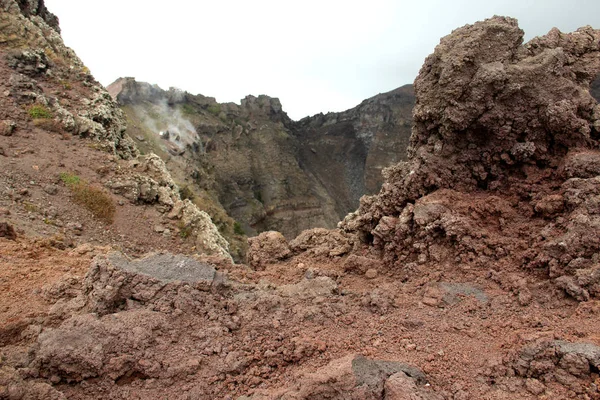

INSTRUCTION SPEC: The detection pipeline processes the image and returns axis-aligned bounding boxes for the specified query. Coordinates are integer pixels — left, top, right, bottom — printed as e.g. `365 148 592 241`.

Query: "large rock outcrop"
338 17 600 299
24 250 443 398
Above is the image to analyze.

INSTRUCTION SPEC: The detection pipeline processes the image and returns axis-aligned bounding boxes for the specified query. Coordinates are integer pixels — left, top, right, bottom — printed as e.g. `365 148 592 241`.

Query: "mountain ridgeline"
108 78 415 239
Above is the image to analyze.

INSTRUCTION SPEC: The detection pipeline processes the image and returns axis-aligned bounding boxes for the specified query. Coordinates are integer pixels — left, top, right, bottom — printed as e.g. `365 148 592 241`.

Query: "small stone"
422 297 440 307
73 243 93 255
525 378 545 395
0 120 16 136
67 222 83 233
154 225 165 233
0 222 17 240
43 184 58 195
365 269 378 279
518 289 532 306
264 349 277 358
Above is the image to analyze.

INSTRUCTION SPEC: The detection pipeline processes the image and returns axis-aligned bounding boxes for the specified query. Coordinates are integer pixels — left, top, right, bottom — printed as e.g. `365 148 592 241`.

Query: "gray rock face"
106 252 216 283
81 252 225 315
511 338 600 393
351 355 427 390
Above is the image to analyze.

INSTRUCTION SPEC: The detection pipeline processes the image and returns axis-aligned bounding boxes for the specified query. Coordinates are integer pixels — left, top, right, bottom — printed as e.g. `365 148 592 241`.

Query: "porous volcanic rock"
500 339 600 396
338 17 600 299
259 354 441 400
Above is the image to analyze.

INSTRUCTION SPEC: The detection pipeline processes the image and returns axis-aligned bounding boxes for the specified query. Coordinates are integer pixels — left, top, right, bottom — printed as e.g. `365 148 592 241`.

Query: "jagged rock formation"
1 0 137 158
336 17 600 301
109 78 415 239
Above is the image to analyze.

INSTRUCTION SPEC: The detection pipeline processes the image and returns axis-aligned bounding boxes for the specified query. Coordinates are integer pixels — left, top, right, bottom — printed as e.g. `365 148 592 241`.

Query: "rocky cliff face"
292 85 414 216
110 78 415 239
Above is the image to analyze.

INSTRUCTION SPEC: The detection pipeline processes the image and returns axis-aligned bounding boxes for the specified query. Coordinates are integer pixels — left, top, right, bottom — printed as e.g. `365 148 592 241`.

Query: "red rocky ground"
2 7 600 400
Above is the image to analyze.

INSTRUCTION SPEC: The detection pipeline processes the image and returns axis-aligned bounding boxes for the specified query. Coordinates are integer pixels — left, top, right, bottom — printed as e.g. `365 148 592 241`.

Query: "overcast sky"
45 0 600 120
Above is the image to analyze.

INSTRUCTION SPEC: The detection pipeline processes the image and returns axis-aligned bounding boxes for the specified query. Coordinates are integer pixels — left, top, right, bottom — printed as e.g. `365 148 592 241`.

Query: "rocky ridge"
0 0 230 258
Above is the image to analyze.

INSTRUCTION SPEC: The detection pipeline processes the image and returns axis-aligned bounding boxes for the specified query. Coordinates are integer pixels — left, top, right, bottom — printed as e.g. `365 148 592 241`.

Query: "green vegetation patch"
206 104 221 116
233 221 245 235
27 104 53 119
59 172 81 186
181 103 197 116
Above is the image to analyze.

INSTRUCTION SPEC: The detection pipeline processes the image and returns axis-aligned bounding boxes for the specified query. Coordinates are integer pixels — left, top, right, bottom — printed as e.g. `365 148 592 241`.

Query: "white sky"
44 0 600 120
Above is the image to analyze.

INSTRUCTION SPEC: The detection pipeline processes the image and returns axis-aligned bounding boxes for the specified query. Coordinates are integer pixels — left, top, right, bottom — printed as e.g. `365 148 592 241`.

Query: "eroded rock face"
12 0 59 32
338 17 600 299
104 154 231 258
293 85 415 212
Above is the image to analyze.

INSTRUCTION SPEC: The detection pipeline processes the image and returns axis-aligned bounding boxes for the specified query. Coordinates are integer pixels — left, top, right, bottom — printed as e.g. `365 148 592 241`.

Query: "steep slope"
0 0 230 258
110 79 415 239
